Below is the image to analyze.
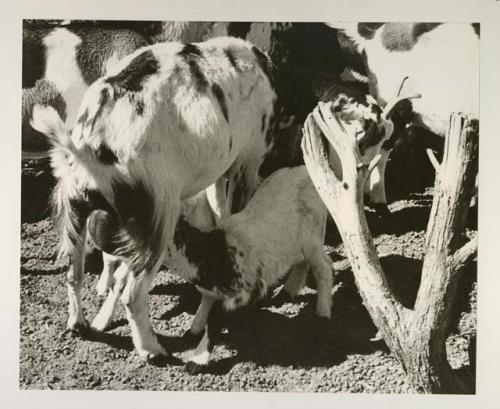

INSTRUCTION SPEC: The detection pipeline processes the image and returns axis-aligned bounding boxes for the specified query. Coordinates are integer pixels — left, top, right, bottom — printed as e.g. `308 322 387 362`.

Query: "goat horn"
397 76 410 97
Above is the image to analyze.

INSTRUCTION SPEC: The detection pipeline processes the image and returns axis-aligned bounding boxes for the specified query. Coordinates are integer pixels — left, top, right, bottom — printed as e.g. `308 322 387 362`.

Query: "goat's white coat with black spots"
90 165 334 372
325 22 479 208
31 36 278 360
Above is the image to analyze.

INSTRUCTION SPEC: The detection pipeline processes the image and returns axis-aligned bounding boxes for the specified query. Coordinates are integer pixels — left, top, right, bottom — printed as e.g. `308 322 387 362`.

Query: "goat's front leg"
183 292 216 344
91 262 129 332
66 228 90 335
184 301 223 374
365 147 391 218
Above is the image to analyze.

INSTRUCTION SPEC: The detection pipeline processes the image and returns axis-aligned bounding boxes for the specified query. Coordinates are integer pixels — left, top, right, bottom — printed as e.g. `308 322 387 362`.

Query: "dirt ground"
19 155 477 391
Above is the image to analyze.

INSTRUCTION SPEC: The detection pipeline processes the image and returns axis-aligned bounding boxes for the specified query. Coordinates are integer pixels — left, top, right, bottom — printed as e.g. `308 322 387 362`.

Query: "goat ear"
323 22 369 52
387 99 413 124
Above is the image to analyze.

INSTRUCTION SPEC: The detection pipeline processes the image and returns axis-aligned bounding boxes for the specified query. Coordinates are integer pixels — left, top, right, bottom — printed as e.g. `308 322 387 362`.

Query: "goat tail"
51 180 89 263
30 104 72 150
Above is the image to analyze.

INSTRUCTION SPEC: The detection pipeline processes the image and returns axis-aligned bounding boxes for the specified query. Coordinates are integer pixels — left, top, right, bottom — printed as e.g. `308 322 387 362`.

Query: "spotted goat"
325 22 479 213
88 165 334 373
30 36 278 361
83 83 417 372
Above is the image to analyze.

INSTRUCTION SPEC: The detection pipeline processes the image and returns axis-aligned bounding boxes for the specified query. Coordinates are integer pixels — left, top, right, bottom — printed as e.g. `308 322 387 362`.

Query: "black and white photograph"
3 0 500 406
18 18 479 393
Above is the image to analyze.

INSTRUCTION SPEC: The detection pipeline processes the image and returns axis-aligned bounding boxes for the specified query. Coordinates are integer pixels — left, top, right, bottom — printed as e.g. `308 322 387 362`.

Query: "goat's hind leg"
309 250 333 320
91 262 129 332
121 261 168 362
120 195 181 361
65 230 91 336
272 261 309 306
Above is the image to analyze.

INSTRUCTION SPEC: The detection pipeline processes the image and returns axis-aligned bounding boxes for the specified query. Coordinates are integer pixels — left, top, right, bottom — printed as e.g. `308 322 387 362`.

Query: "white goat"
30 36 278 361
325 22 479 212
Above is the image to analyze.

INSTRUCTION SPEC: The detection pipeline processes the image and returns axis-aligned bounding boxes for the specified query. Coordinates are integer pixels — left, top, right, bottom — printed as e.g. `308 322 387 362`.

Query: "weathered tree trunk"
302 103 477 394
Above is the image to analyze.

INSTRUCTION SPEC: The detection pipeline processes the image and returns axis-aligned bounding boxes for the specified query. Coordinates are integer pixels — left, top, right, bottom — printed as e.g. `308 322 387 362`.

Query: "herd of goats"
22 21 479 374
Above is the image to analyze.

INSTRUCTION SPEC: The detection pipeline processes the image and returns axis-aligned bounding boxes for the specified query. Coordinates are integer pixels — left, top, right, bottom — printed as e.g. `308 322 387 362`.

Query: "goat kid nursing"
32 32 416 367
89 165 333 373
31 36 278 361
84 91 415 373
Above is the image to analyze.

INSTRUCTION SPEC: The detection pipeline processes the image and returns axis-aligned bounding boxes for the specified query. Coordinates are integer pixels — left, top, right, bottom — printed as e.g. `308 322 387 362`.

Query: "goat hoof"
184 360 208 375
146 352 171 367
95 279 111 297
90 317 111 333
67 319 91 338
181 329 204 346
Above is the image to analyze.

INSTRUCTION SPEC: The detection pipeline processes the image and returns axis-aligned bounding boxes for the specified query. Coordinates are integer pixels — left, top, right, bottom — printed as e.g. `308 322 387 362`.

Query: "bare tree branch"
426 148 441 171
450 237 478 274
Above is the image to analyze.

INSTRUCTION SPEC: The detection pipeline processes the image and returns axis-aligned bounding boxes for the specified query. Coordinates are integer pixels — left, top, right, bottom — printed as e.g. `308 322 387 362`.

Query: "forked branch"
302 106 478 394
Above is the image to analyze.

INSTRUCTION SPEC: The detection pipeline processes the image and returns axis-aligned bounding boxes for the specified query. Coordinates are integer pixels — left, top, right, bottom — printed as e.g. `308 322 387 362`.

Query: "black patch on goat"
251 46 274 86
413 23 442 40
472 23 480 38
211 83 229 122
179 44 209 92
227 22 253 39
76 109 89 125
174 219 243 295
380 99 413 152
83 88 112 135
69 27 150 85
95 143 118 165
106 49 159 93
179 43 202 57
224 48 239 71
135 98 145 116
358 119 385 155
112 179 164 274
357 23 384 40
381 23 441 52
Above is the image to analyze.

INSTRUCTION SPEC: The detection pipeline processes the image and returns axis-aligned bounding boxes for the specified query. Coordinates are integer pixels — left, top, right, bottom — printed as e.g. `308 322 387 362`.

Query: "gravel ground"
19 184 477 392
